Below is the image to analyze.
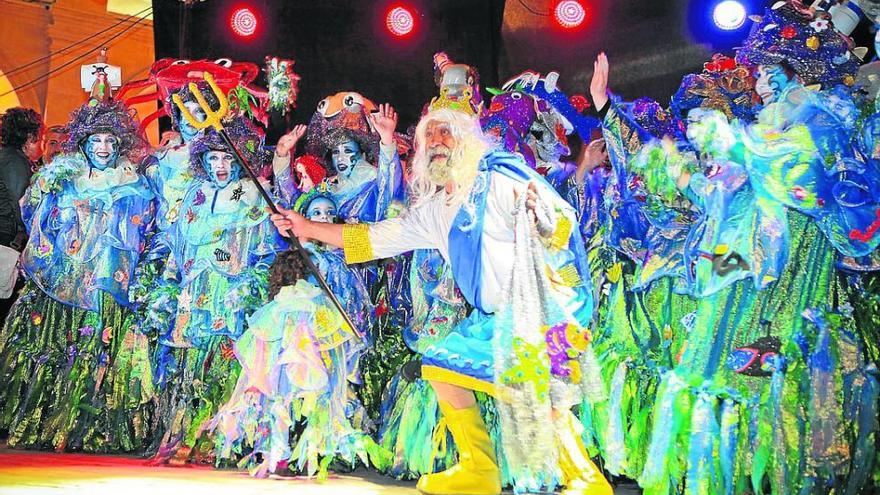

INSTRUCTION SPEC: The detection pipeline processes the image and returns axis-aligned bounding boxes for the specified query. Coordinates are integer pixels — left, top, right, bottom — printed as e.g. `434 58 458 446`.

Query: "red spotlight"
385 5 416 38
230 6 258 38
553 0 587 30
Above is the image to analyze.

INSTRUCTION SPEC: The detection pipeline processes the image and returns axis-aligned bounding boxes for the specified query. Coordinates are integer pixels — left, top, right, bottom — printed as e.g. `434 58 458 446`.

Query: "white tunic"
365 172 561 313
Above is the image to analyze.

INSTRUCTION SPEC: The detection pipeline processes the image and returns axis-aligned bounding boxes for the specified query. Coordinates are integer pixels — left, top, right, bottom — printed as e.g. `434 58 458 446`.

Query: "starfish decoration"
231 184 245 201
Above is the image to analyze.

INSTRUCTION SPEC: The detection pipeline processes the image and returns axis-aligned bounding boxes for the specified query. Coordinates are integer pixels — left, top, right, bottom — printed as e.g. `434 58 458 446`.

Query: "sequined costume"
0 101 156 453
585 7 880 488
148 121 284 464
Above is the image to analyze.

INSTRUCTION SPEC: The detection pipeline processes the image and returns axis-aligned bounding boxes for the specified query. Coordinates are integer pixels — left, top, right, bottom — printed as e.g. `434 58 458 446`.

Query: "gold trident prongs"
171 72 229 132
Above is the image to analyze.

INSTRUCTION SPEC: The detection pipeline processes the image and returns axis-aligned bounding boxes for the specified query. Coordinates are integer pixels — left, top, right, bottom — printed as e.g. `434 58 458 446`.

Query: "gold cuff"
342 224 375 264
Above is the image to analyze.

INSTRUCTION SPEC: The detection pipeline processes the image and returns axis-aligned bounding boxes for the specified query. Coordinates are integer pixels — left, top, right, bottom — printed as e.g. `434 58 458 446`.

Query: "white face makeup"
177 100 207 143
84 132 120 169
203 150 239 188
330 139 363 178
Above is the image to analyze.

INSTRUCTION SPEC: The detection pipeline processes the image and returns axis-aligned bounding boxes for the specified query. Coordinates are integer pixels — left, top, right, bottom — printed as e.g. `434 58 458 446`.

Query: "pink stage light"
230 7 258 38
553 0 587 30
386 5 416 38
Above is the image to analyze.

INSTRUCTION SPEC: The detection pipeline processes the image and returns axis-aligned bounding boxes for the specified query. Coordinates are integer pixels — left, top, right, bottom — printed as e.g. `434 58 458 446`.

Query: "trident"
173 73 359 335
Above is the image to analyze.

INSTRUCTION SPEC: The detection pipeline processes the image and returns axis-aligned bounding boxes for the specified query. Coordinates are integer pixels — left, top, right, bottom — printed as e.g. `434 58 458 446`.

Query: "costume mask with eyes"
201 150 242 188
83 132 121 170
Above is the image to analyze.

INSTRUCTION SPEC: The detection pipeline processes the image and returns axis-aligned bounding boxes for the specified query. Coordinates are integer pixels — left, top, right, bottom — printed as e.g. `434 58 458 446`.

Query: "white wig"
409 108 493 206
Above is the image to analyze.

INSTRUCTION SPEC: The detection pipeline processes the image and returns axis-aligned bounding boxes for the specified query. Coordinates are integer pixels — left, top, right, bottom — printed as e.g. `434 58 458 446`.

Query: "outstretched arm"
270 202 436 264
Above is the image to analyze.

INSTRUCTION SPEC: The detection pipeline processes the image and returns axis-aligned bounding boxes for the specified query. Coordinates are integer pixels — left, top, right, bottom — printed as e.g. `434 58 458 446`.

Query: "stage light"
713 1 746 30
230 7 258 38
385 5 416 37
553 0 587 30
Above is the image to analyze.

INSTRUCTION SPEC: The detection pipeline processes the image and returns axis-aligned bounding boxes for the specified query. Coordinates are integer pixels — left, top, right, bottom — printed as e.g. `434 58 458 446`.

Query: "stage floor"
0 449 641 494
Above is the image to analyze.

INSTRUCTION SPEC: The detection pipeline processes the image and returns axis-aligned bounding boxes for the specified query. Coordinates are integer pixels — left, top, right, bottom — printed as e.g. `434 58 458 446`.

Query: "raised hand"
275 124 308 158
370 103 398 146
575 138 608 183
590 52 609 112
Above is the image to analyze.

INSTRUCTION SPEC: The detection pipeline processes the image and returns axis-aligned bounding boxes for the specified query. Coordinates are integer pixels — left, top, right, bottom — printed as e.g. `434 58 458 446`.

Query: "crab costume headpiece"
116 58 270 133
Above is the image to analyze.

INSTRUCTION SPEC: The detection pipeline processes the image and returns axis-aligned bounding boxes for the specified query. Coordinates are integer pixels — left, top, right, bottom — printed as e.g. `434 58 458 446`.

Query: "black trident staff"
172 73 358 335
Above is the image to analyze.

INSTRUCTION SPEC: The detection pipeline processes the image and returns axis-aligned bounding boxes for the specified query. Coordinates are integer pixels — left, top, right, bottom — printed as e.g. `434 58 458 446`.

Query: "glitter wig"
62 100 145 160
188 117 269 180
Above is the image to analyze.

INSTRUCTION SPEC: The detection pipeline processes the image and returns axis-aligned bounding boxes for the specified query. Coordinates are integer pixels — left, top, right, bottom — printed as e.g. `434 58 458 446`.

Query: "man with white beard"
270 108 612 495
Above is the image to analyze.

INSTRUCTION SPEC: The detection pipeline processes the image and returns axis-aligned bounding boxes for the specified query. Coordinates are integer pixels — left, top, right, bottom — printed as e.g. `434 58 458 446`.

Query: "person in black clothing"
0 107 42 321
0 107 41 249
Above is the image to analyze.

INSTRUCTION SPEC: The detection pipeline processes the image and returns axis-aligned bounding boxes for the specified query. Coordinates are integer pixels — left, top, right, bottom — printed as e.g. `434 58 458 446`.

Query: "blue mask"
755 64 797 104
330 139 363 178
84 132 120 170
305 196 338 223
177 101 207 143
202 150 241 188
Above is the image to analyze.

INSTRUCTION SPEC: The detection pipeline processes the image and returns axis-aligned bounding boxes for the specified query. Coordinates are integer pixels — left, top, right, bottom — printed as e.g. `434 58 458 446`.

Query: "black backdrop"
152 0 506 142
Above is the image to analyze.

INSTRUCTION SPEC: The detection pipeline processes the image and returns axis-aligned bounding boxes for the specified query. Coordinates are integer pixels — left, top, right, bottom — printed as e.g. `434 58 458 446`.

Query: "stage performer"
271 108 612 495
148 117 283 464
130 83 216 348
209 186 390 478
0 99 156 452
272 97 403 223
583 2 880 492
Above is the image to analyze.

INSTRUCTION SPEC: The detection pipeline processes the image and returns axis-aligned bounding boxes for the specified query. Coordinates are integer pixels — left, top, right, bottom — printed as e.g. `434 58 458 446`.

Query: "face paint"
424 120 458 185
305 197 338 224
84 132 120 169
754 64 794 104
177 100 207 143
330 139 363 178
202 150 240 188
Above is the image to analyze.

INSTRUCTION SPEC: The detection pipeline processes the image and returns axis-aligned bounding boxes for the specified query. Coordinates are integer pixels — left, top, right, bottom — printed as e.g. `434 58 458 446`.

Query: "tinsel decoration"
227 85 260 121
264 56 302 115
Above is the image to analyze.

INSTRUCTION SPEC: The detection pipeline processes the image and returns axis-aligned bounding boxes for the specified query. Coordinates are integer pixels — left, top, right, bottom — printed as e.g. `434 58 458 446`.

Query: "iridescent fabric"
590 82 879 494
163 179 283 347
21 153 155 311
210 264 385 477
0 282 154 452
695 85 880 258
145 144 195 233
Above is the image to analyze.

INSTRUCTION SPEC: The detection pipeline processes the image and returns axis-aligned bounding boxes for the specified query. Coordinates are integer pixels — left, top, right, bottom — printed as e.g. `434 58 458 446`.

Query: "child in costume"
0 99 156 452
149 117 284 464
209 187 388 478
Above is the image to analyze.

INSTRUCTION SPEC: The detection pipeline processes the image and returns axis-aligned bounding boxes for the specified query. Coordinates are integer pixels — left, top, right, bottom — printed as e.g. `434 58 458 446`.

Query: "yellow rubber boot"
555 409 613 495
416 401 501 495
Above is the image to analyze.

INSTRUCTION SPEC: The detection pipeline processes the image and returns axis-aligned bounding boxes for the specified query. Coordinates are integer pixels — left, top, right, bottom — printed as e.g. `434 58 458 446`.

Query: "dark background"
152 0 876 142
